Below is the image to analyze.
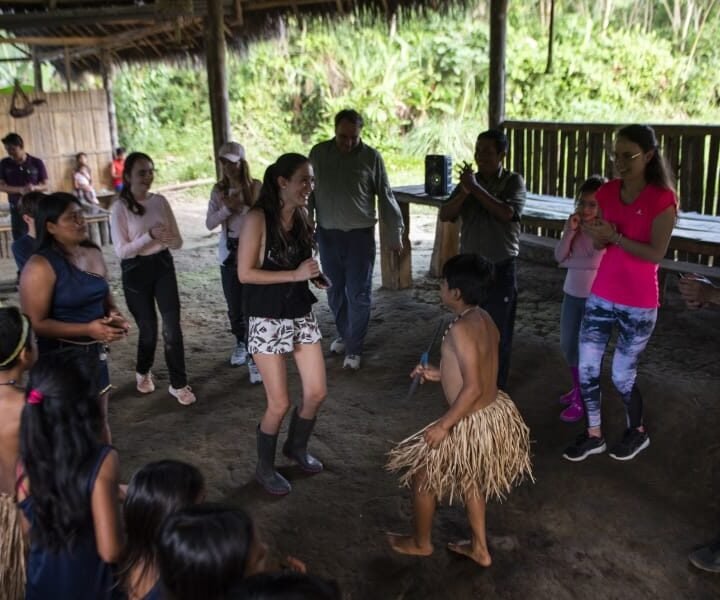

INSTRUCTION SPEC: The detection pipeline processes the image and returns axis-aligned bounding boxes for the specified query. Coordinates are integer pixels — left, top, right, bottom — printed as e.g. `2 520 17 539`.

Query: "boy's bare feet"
386 533 434 556
447 540 492 567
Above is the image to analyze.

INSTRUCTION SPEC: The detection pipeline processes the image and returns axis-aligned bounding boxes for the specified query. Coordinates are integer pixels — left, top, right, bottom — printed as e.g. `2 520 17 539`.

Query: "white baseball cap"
218 141 245 162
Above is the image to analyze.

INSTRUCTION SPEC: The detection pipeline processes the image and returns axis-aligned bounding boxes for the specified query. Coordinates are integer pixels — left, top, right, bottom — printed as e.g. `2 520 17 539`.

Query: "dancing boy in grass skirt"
386 254 533 567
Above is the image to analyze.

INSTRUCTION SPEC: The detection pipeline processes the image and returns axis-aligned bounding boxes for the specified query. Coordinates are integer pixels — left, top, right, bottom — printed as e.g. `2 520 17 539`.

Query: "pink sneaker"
136 372 155 394
169 385 196 406
559 388 575 405
560 399 584 423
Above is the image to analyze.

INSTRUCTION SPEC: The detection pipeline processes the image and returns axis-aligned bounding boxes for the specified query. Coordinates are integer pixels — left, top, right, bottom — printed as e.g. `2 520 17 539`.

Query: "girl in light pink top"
110 152 195 406
554 175 606 423
562 125 677 463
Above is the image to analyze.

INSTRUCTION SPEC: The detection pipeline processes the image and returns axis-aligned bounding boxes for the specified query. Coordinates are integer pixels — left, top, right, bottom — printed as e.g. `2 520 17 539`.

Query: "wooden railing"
501 120 720 216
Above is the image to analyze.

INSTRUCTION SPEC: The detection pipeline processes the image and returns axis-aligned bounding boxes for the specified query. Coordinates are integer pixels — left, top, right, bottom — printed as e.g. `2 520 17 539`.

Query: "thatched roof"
0 0 459 74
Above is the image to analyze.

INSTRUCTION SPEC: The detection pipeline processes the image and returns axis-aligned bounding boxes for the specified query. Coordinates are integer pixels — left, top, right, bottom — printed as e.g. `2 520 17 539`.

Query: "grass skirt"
0 493 26 600
386 391 533 504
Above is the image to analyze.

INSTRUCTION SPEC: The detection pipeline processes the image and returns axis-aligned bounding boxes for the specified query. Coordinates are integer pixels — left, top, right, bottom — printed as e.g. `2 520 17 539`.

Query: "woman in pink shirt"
562 125 677 462
110 152 196 406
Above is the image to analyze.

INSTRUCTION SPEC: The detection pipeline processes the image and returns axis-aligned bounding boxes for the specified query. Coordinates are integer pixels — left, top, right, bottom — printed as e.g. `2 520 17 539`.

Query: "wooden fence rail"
501 120 720 216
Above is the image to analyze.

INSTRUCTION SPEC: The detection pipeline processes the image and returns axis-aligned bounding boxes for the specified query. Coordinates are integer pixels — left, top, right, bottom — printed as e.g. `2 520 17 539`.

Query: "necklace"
443 306 480 342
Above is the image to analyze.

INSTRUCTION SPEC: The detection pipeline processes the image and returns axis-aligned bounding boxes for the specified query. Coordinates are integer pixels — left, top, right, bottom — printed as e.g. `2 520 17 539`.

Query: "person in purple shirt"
0 133 49 245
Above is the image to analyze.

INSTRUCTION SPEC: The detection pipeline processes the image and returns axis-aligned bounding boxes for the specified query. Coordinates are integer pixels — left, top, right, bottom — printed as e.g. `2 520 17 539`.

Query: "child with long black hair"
16 354 123 599
0 306 36 599
110 152 196 406
237 153 328 496
118 460 205 600
157 504 265 600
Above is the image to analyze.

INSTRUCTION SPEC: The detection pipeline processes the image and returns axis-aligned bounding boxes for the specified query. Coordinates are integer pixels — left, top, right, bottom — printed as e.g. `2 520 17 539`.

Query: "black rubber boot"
255 426 291 495
282 409 323 474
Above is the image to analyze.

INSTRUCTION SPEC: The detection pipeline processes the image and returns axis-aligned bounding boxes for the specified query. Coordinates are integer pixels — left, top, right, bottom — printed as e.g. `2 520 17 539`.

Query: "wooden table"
387 185 458 289
386 186 720 289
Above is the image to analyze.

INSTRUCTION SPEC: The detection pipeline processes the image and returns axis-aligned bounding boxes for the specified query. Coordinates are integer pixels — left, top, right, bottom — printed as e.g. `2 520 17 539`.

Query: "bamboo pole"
488 0 508 130
101 51 118 152
206 0 231 179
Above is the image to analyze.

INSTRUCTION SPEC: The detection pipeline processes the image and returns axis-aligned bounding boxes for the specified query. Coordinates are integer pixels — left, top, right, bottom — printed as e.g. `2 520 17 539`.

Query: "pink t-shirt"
591 179 677 308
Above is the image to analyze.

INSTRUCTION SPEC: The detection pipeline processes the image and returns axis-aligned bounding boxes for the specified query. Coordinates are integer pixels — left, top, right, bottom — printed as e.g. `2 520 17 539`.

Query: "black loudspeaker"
425 154 452 196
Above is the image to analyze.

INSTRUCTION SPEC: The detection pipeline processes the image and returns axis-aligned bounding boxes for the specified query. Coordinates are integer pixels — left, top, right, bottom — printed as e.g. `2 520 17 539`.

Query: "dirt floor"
2 191 719 599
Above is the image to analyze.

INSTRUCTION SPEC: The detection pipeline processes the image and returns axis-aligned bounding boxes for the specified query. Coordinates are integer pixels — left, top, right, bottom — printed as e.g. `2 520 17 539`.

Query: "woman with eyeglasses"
205 141 262 383
562 124 677 463
19 192 130 443
110 152 196 407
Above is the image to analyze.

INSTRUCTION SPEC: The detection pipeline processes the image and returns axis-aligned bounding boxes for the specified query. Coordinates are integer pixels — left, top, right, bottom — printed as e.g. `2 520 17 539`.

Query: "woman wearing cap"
110 152 196 406
206 142 263 383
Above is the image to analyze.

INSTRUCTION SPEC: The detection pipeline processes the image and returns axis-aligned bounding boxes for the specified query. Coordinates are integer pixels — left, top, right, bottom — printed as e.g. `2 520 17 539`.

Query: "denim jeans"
316 227 375 356
9 201 27 241
560 293 587 367
220 263 246 344
482 258 518 390
120 250 187 388
578 294 657 429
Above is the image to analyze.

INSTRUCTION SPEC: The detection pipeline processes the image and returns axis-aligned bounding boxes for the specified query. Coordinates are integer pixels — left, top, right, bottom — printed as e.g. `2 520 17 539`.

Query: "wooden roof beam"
0 35 106 46
0 3 207 28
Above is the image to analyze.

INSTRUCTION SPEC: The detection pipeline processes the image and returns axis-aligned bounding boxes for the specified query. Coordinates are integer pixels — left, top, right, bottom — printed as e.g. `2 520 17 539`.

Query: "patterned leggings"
578 294 657 430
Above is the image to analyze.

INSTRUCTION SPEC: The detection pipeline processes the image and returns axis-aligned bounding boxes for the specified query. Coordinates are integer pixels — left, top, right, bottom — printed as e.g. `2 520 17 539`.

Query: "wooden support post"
488 0 508 129
63 46 72 93
206 0 231 179
32 49 43 93
101 52 119 153
380 202 412 290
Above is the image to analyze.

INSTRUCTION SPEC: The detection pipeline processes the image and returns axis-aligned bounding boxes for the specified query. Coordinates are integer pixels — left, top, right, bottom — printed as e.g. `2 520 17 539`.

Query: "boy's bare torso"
0 387 23 495
440 307 500 412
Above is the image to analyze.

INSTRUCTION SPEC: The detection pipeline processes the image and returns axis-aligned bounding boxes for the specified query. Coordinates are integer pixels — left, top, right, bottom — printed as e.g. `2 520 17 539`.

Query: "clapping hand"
582 217 616 245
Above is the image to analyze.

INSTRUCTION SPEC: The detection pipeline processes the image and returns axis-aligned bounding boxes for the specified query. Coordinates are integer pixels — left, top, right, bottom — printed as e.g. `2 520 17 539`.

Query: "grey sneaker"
330 337 345 354
562 432 606 462
689 538 720 573
608 428 650 461
230 342 248 366
343 354 361 370
248 360 263 384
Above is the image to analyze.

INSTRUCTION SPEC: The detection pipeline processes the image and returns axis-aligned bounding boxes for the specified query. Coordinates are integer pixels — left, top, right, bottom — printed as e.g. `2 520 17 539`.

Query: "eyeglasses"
607 151 642 163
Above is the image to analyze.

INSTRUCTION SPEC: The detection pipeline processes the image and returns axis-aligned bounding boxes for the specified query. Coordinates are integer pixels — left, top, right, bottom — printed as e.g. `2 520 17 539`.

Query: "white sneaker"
136 372 155 394
248 360 263 384
230 342 248 366
330 338 345 354
169 385 196 406
343 354 361 370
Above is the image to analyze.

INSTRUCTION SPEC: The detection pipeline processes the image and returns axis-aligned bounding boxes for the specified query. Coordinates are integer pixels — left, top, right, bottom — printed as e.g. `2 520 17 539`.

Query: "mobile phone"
311 272 332 289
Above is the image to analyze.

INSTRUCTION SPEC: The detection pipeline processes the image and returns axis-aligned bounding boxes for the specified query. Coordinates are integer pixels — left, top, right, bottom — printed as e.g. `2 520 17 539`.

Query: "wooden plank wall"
0 90 113 194
503 120 720 217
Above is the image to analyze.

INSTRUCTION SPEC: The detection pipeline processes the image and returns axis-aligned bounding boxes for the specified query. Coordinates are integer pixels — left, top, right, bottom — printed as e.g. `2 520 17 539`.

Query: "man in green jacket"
309 109 404 370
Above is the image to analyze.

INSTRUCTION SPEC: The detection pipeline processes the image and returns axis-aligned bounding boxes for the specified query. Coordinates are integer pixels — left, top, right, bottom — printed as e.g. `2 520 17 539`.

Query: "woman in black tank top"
238 153 329 497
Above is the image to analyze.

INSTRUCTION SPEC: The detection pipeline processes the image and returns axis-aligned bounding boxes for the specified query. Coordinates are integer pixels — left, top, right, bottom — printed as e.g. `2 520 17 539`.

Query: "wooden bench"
384 186 720 290
0 223 10 259
0 213 111 260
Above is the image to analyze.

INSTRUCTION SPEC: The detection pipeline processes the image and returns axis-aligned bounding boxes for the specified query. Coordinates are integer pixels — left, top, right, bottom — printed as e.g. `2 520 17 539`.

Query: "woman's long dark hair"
117 460 205 596
119 152 154 216
0 307 32 371
255 153 315 266
616 125 676 192
19 354 103 552
35 192 99 254
157 503 255 600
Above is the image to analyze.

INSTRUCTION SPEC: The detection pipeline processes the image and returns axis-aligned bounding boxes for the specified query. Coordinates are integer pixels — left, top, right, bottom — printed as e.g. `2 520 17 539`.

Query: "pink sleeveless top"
591 179 676 308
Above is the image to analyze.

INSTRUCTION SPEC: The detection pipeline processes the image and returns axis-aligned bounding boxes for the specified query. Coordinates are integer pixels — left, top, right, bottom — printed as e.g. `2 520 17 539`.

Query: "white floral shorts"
248 312 322 355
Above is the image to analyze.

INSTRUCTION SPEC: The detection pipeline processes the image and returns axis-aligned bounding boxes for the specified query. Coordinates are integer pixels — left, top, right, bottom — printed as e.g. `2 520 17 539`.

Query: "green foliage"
110 2 720 184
